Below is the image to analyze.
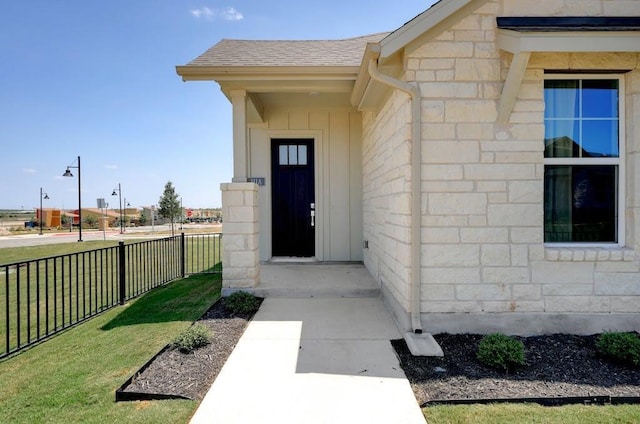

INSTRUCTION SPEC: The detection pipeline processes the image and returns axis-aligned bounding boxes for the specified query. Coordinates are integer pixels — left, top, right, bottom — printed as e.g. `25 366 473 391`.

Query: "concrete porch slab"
223 263 381 298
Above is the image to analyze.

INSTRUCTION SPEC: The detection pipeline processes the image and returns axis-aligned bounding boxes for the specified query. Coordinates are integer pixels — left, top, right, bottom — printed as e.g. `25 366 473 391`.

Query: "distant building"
141 206 170 226
36 208 61 227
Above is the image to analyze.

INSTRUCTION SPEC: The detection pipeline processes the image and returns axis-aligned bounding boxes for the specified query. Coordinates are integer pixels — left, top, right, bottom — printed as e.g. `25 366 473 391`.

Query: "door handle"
311 210 315 227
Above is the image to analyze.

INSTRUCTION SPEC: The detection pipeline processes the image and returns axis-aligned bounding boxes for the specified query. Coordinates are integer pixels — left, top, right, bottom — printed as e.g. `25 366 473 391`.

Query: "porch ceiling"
216 75 357 98
255 92 354 109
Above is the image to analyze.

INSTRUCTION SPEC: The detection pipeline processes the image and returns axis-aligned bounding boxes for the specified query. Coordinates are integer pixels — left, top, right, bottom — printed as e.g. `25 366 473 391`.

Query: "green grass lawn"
424 402 640 423
0 273 221 424
0 240 120 264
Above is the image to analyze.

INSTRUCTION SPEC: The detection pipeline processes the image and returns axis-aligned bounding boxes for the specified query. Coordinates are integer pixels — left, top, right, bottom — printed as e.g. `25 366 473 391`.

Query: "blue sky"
1 1 435 210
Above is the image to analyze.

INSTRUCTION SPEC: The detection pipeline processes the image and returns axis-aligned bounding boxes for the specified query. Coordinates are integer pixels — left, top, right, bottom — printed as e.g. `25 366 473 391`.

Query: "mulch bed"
392 333 640 406
120 302 639 406
118 298 261 401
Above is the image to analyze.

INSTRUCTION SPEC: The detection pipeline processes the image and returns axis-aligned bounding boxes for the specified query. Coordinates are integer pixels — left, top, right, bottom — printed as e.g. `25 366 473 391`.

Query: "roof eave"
497 29 640 53
175 65 360 82
350 43 381 108
496 16 640 32
351 0 487 109
379 0 481 59
496 26 640 123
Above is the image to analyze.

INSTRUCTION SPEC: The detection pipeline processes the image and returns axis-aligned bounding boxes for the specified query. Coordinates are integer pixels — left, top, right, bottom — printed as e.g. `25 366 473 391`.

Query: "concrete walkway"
190 296 426 423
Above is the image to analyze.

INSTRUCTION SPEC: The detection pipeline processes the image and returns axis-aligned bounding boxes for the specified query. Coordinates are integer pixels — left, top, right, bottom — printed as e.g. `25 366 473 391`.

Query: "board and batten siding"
249 108 363 262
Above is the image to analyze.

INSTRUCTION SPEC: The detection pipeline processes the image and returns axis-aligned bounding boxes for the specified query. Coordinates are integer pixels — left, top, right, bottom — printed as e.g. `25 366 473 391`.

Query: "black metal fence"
1 233 221 359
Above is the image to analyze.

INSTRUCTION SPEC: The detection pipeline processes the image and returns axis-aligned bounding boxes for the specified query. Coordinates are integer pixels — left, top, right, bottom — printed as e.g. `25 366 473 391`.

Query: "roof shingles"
186 33 389 68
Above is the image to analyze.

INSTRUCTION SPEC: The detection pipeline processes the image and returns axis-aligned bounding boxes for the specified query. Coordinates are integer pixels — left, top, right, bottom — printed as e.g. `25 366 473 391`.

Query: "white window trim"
543 73 626 248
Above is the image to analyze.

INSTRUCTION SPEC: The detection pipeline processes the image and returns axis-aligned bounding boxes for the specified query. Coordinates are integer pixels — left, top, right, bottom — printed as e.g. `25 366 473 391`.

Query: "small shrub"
477 333 526 372
172 324 213 353
596 332 640 367
225 291 260 315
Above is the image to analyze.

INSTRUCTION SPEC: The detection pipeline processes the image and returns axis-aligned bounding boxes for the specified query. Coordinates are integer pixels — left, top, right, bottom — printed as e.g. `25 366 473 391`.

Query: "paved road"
0 224 219 249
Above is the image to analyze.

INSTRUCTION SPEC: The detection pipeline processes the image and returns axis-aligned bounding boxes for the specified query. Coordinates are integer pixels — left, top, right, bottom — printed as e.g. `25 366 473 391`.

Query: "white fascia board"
176 66 360 82
351 44 381 108
184 67 358 97
379 0 477 59
497 29 640 53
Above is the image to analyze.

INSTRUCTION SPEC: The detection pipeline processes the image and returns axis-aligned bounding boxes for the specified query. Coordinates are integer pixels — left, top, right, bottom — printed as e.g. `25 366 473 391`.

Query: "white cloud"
190 7 214 19
221 7 243 21
104 164 118 170
190 6 243 21
23 168 37 174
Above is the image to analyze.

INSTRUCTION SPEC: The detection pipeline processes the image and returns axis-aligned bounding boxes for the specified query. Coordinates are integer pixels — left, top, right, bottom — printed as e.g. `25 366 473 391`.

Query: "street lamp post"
124 198 131 229
112 183 123 234
62 155 82 242
39 187 49 235
151 205 155 233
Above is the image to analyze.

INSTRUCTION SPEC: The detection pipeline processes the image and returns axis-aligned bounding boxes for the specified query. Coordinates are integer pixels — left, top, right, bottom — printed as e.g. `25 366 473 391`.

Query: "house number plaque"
248 177 265 186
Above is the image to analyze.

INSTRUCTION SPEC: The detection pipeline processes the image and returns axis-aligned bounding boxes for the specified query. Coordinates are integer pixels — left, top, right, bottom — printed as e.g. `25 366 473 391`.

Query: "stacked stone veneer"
220 183 260 289
363 93 414 313
362 0 640 334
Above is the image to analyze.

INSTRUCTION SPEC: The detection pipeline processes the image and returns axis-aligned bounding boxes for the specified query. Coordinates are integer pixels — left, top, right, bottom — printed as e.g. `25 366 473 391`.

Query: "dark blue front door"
271 139 315 257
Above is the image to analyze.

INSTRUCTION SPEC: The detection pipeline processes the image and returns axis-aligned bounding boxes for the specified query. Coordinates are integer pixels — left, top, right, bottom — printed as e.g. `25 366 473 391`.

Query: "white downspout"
368 59 423 334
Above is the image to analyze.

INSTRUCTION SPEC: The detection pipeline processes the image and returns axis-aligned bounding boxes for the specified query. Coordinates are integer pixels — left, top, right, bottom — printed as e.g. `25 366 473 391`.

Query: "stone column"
221 182 260 290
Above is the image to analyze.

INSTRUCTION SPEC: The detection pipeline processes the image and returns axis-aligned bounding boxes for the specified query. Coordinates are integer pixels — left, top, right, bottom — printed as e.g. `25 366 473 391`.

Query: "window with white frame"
543 75 624 244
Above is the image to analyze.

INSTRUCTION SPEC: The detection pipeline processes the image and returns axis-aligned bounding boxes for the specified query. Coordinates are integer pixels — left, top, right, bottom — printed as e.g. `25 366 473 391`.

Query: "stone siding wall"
362 92 413 311
220 182 260 289
363 0 640 332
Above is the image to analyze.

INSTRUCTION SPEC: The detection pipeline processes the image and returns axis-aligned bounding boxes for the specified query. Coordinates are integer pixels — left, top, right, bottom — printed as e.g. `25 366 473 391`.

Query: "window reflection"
544 166 617 242
544 79 619 159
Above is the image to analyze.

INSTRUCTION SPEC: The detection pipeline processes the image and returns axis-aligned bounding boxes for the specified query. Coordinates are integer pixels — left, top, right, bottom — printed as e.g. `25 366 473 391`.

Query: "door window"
278 144 308 166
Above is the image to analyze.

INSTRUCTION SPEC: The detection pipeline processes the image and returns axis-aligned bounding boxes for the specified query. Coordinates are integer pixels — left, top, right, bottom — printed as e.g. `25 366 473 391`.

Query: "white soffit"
497 29 640 53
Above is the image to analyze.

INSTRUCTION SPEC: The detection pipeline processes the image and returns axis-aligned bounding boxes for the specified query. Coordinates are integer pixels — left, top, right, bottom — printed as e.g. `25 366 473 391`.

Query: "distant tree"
84 215 97 229
138 212 147 225
158 181 181 236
